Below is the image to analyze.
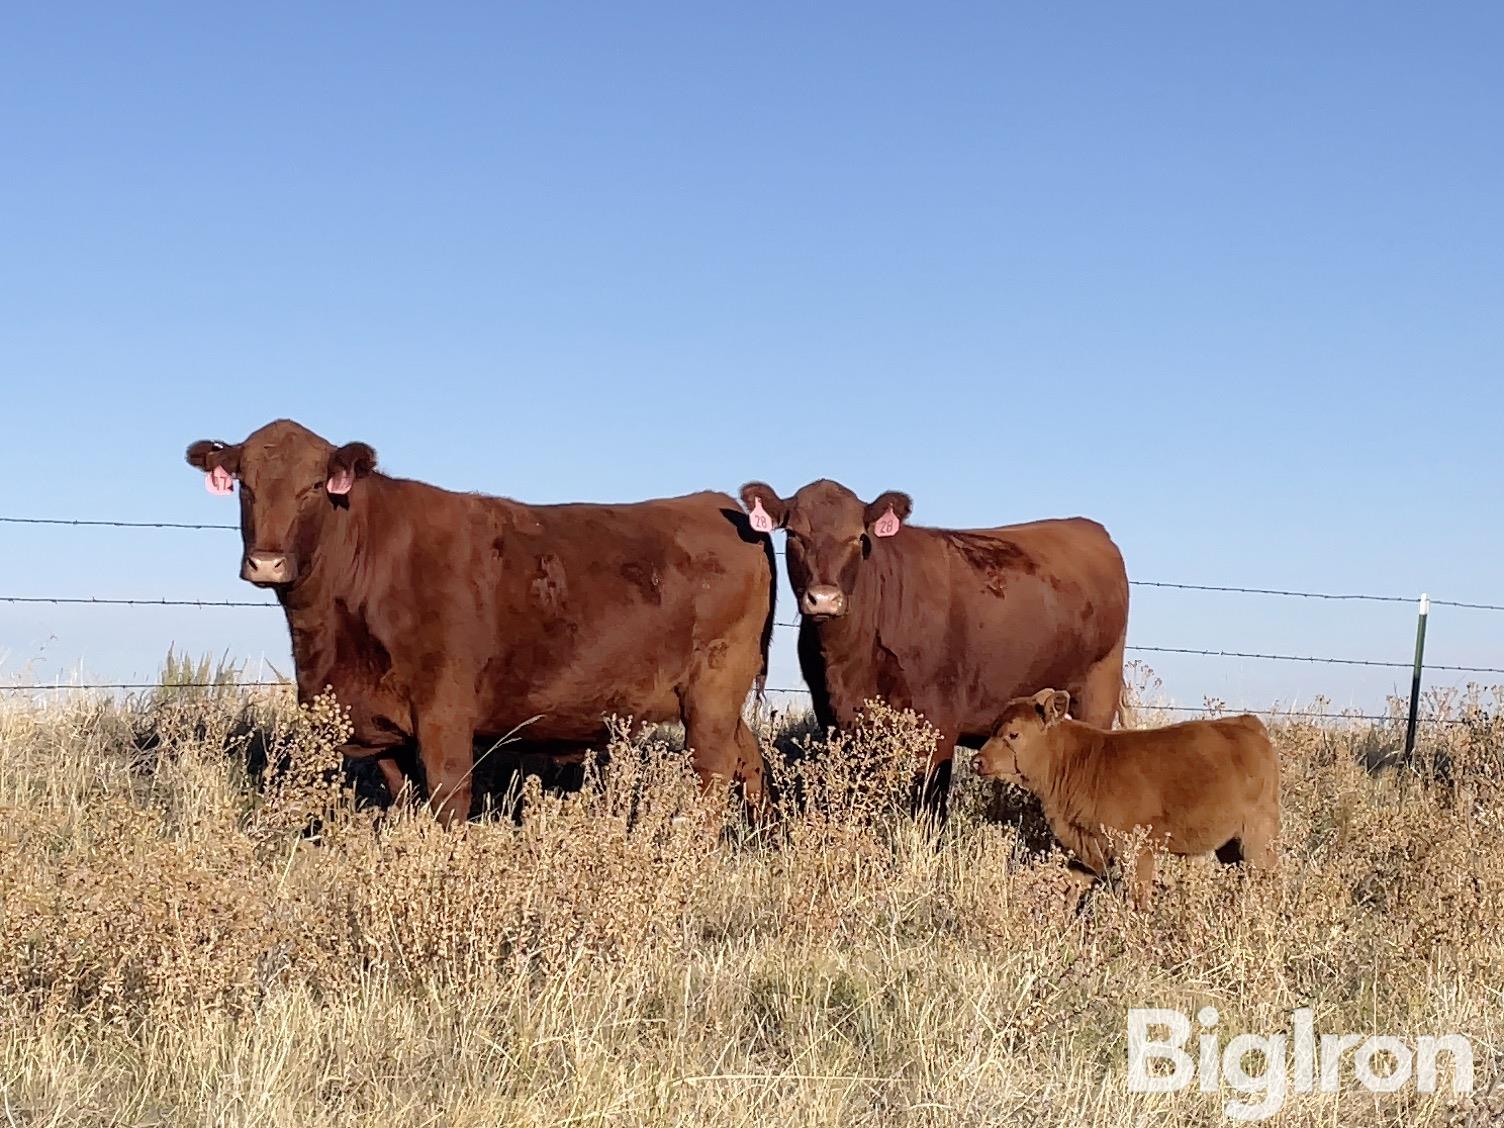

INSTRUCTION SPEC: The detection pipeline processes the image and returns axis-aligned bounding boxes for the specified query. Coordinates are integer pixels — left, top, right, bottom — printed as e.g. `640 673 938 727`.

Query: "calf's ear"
740 482 788 533
186 440 241 495
864 490 912 538
326 442 377 496
1033 688 1071 726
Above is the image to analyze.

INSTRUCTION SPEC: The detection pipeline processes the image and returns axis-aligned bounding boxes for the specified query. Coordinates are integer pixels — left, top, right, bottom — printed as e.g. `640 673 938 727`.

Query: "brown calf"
972 690 1279 905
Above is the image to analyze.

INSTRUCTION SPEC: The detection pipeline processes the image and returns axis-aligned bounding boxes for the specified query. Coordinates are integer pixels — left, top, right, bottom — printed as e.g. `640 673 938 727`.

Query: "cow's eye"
1008 731 1020 741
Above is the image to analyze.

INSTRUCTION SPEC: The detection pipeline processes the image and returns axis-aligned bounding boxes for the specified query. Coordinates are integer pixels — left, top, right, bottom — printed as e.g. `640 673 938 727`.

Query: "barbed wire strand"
3 514 1501 611
0 595 274 608
0 516 240 530
756 689 1469 726
3 679 1477 727
1 607 1498 674
0 681 285 692
764 621 1498 675
1125 645 1504 676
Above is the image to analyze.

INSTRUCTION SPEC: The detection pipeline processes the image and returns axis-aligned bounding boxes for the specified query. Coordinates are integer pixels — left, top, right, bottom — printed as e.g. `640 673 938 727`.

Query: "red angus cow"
740 478 1128 809
187 419 775 823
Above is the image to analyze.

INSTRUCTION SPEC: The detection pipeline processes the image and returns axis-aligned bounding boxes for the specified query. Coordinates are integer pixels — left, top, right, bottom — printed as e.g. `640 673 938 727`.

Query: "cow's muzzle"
800 584 847 620
242 550 297 587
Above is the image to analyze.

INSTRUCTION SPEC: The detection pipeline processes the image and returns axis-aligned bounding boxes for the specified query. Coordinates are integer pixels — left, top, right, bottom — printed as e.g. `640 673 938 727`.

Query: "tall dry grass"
1 674 1502 1126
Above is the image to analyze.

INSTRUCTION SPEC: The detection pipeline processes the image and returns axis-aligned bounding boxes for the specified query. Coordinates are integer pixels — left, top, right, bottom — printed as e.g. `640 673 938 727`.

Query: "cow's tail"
754 534 778 704
1116 676 1135 729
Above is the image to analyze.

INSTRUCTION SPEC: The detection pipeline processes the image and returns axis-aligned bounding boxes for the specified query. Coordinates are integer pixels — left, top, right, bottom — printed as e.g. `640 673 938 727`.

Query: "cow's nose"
242 551 296 586
971 754 986 776
801 585 847 618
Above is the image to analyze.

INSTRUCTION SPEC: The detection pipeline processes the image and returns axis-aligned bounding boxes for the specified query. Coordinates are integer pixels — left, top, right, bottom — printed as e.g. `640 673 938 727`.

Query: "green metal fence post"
1403 593 1429 765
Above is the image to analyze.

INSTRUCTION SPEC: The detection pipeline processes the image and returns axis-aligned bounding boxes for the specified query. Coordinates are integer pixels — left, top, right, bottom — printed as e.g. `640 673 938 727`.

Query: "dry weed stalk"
0 679 1500 1125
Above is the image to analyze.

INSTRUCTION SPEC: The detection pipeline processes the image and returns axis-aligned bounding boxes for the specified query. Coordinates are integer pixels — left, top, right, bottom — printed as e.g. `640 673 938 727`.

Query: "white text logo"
1126 1006 1473 1121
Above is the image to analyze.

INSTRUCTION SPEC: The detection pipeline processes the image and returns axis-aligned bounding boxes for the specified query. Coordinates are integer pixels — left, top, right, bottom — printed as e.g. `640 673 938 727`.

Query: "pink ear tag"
206 466 235 495
749 497 774 533
326 469 355 496
873 505 901 538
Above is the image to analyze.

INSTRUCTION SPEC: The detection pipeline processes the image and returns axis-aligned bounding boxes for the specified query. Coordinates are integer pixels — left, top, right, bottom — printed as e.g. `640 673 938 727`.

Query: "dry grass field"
2 669 1502 1127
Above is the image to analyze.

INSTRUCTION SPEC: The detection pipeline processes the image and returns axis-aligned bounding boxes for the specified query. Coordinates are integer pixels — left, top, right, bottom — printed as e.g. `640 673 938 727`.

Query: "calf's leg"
1239 812 1280 871
1128 849 1158 908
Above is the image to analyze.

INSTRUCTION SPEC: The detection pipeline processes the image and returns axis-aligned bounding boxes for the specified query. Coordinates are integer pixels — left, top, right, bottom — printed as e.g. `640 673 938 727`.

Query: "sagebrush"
1 677 1502 1126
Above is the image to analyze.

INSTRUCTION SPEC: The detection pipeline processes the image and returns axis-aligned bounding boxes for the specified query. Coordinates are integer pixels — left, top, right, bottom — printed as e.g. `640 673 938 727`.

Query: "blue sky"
1 2 1500 714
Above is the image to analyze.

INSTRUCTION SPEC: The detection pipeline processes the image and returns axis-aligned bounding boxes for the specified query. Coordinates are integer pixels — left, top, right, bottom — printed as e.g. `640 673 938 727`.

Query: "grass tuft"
1 673 1501 1125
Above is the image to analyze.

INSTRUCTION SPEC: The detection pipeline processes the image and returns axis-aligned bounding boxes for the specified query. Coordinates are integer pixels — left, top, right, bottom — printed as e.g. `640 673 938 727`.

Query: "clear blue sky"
2 3 1500 715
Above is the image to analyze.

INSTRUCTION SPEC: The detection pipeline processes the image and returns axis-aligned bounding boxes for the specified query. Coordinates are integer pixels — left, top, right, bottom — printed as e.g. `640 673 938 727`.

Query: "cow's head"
739 478 911 622
185 419 377 588
972 689 1071 785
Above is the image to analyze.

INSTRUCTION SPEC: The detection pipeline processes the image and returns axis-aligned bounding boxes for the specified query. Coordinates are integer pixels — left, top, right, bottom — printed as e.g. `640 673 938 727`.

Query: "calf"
972 690 1279 905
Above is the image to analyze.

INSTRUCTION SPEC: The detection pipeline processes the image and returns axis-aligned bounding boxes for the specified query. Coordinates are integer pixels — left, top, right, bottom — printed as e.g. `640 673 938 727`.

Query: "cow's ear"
186 440 240 473
327 442 377 496
1033 689 1070 726
864 490 912 538
186 440 241 495
740 482 788 533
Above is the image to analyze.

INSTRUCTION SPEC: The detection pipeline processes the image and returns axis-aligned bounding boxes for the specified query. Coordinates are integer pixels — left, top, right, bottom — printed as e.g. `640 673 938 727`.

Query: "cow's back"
940 516 1127 656
838 515 1128 740
470 490 773 740
335 483 773 749
1070 715 1279 849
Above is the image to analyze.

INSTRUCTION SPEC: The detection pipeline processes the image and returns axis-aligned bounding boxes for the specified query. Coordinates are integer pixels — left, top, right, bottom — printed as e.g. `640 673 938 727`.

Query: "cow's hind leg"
680 680 767 816
1071 638 1127 728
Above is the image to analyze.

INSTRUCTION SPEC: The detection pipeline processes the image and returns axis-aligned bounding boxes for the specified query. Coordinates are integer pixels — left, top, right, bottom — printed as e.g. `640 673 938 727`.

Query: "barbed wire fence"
1 514 1499 743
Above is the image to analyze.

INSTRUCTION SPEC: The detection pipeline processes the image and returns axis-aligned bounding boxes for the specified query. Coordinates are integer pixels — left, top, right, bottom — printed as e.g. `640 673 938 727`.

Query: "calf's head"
185 419 376 588
739 479 911 621
972 689 1071 785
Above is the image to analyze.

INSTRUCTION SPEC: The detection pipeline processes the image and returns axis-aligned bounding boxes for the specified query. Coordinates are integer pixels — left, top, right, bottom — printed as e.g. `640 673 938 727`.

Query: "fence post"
1403 593 1429 764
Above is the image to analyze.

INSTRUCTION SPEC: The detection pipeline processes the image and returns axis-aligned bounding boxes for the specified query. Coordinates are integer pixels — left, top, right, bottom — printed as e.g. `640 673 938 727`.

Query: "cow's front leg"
375 755 411 803
333 737 411 807
416 703 477 827
910 725 957 822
